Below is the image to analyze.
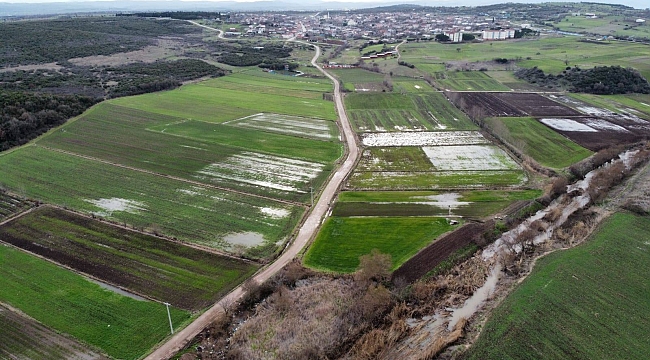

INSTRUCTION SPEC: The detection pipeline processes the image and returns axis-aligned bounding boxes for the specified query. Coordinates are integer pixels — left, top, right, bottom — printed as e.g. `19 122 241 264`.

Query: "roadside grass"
346 92 475 132
0 245 191 360
0 146 302 255
435 71 510 91
304 217 456 273
463 212 650 360
348 170 527 190
111 81 337 123
485 117 593 168
334 189 541 217
0 206 259 311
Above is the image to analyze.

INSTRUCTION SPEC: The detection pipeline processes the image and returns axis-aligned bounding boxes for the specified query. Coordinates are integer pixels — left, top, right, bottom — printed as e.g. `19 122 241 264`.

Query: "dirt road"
144 39 359 360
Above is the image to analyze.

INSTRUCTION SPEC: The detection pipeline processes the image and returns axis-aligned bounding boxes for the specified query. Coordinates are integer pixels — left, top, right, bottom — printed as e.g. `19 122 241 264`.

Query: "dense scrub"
0 17 199 66
0 91 96 151
217 42 295 69
515 65 650 94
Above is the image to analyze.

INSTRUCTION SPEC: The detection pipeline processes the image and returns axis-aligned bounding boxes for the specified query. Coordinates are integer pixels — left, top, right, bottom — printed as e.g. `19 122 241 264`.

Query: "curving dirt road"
144 36 359 359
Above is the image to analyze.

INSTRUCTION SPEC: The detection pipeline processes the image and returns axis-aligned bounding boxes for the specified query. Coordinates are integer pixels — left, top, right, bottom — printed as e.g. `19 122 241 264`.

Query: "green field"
464 212 650 360
329 68 386 84
0 207 259 311
111 80 337 123
393 79 436 93
555 15 650 38
567 93 650 120
304 217 456 273
206 70 333 96
434 71 510 91
401 36 650 79
485 117 593 168
0 146 302 255
333 190 541 218
356 147 435 172
346 93 476 132
0 303 107 360
485 70 546 91
348 170 527 190
0 245 190 359
39 104 340 202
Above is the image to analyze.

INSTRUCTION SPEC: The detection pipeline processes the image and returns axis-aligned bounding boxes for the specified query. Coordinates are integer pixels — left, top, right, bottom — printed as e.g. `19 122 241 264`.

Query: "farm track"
35 145 305 208
144 27 361 359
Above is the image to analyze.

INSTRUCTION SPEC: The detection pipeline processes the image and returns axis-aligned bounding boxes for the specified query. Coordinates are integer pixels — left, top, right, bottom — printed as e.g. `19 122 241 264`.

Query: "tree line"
515 65 650 94
0 91 97 151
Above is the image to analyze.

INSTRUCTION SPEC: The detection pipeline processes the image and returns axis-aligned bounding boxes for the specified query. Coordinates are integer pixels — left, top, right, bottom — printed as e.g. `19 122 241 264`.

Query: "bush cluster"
515 65 650 94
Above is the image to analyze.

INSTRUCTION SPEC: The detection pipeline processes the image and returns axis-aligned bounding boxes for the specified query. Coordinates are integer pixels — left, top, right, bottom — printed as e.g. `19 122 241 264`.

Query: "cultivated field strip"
0 146 302 252
304 217 455 273
0 206 258 311
225 113 335 140
422 145 520 171
0 245 190 360
361 131 489 147
435 71 510 91
111 82 337 123
39 103 339 202
0 303 109 360
333 190 541 218
348 170 526 190
346 93 475 132
196 152 325 194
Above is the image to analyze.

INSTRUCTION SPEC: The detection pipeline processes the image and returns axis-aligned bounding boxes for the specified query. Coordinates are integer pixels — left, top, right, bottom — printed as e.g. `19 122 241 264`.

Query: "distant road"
188 20 225 39
144 23 360 360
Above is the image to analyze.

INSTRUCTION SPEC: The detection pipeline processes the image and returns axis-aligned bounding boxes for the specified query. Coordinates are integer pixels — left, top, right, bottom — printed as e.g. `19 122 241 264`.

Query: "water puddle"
89 279 146 301
224 231 266 247
85 198 145 216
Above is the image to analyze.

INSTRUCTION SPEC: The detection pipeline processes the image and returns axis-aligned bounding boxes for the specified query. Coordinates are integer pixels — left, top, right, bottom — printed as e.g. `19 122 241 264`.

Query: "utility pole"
310 186 314 207
164 302 174 334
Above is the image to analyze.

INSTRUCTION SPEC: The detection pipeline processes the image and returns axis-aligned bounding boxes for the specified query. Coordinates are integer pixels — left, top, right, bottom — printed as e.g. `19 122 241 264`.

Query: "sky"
0 0 645 9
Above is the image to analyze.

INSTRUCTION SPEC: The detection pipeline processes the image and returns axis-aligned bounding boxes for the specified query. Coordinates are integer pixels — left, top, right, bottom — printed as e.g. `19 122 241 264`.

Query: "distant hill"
0 1 646 18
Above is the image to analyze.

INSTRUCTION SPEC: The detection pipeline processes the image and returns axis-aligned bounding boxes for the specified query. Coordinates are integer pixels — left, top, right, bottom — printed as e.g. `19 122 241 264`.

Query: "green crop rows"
485 117 592 168
304 216 456 273
464 212 650 360
346 92 476 132
0 245 191 360
0 146 302 254
333 190 541 218
435 71 510 91
0 206 259 311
